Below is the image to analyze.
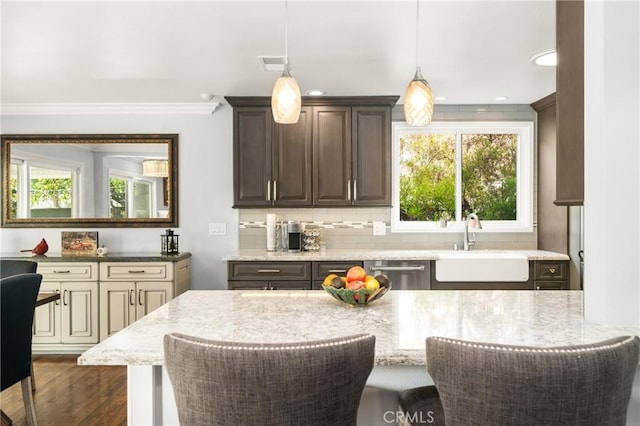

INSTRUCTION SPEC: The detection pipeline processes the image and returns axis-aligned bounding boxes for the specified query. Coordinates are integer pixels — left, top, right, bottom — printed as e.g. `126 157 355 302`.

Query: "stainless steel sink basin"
435 252 529 282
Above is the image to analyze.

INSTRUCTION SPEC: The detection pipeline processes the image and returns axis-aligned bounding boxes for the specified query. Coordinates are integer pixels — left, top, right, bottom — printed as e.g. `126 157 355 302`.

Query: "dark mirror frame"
1 134 178 228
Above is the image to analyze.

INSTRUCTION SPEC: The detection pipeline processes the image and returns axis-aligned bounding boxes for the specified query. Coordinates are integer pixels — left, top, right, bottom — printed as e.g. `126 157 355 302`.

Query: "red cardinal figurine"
21 238 49 255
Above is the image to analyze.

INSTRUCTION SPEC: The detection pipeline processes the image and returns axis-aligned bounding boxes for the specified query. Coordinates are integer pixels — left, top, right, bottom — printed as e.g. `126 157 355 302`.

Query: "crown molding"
0 102 221 116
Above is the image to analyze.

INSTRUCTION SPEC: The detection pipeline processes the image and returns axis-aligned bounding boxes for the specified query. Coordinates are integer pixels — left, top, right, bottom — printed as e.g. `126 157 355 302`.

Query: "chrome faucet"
463 213 482 251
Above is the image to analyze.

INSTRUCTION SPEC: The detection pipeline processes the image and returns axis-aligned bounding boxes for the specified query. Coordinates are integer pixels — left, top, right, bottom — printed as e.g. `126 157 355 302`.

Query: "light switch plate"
373 221 386 236
209 222 227 235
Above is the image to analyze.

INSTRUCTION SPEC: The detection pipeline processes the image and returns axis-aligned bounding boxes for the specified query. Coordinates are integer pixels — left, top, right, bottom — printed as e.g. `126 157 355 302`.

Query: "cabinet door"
313 106 352 206
33 282 61 343
136 282 172 319
233 107 273 206
175 259 190 297
61 281 99 344
352 106 392 206
555 0 584 205
100 282 136 341
273 107 313 206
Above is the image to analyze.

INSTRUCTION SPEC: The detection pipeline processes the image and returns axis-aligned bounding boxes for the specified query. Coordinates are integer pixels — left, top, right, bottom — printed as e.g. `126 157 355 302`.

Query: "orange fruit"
346 266 366 283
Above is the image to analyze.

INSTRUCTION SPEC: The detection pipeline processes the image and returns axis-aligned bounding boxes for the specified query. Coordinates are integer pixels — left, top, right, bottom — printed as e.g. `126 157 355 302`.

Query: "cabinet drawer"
312 261 363 281
534 280 569 290
100 262 172 281
228 262 310 281
228 281 312 290
39 263 97 281
534 261 568 281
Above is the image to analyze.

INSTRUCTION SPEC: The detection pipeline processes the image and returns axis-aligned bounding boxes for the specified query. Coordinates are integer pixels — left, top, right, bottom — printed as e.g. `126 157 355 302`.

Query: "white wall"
0 109 238 290
584 0 640 326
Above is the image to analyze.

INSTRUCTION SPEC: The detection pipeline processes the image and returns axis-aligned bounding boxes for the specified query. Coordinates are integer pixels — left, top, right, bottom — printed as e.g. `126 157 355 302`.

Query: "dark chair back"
164 333 376 426
426 335 640 426
0 259 38 278
1 273 43 391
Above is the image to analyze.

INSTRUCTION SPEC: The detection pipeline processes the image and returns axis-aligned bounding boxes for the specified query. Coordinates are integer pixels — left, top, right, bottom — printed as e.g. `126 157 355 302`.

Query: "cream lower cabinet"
33 262 99 353
99 260 190 341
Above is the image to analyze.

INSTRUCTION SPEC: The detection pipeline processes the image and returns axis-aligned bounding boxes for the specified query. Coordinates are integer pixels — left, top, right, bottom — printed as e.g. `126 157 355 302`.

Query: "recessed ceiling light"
530 49 557 67
435 96 447 101
495 96 508 101
306 90 325 96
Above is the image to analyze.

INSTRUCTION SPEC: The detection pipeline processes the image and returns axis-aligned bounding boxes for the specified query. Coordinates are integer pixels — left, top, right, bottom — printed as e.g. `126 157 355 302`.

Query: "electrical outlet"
373 221 386 236
208 222 227 235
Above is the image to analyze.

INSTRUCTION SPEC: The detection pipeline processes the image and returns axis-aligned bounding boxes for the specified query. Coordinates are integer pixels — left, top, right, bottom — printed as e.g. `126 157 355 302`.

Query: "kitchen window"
391 121 534 233
109 173 154 219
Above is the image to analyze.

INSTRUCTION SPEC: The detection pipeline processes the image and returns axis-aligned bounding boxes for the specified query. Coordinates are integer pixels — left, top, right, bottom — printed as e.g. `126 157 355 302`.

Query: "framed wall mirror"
1 134 178 228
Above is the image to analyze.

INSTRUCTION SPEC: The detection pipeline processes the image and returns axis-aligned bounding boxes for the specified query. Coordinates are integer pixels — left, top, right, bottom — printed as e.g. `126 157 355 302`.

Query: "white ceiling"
0 0 556 107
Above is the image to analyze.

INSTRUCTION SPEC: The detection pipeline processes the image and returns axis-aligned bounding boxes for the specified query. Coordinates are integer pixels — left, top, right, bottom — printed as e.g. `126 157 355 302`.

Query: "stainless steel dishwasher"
363 260 430 290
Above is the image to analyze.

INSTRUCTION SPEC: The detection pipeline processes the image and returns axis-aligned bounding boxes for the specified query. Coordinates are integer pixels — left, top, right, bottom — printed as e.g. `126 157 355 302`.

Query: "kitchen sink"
435 252 529 282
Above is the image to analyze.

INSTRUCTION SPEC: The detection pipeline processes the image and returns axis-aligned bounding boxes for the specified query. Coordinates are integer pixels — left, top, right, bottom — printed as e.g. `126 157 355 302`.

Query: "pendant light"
404 0 434 126
271 0 301 124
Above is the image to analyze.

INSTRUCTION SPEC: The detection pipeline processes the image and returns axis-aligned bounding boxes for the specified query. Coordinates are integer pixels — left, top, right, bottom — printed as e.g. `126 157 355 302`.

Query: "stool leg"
30 360 36 392
20 378 37 426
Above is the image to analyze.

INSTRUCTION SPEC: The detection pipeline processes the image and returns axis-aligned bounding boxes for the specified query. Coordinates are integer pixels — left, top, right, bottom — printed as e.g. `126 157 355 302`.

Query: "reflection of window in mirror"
10 157 78 219
109 172 158 219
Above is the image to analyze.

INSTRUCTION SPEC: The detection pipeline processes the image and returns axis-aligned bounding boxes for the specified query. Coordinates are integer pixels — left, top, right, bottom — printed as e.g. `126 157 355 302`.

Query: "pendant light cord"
415 0 420 68
284 0 289 67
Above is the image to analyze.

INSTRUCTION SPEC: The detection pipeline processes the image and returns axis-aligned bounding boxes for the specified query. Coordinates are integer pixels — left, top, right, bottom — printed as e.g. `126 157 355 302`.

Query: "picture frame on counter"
61 231 99 256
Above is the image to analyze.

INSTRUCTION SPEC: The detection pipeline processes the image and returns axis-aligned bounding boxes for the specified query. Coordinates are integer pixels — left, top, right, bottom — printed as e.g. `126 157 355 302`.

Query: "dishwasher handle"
368 265 426 272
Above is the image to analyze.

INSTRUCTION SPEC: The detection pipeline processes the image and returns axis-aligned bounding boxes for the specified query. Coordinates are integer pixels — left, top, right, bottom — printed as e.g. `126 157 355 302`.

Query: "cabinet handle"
267 180 271 201
62 290 68 306
127 270 146 274
548 268 556 274
347 180 351 201
257 269 281 273
129 289 135 306
536 286 541 290
53 270 71 274
353 180 357 201
328 269 347 273
138 289 143 306
273 180 277 201
55 289 61 305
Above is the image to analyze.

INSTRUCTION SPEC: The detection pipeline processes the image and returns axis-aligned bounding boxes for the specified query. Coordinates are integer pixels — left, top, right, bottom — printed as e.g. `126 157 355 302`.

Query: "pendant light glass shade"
271 0 301 124
403 66 434 126
404 0 434 126
271 63 301 124
142 159 168 177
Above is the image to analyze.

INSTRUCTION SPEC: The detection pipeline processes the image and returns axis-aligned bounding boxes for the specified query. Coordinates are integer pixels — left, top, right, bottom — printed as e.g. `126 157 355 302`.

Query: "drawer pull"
328 269 347 273
548 268 556 274
257 269 281 273
53 270 71 274
127 270 147 274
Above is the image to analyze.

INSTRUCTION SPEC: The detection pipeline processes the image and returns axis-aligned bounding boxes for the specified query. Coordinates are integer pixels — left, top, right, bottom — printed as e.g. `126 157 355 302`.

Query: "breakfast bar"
78 290 640 425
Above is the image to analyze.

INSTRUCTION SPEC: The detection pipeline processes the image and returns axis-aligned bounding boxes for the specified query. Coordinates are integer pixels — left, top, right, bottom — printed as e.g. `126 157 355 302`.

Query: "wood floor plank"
0 355 126 426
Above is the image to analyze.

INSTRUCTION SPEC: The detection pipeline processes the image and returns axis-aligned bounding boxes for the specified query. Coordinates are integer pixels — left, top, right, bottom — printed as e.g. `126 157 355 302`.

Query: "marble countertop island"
222 249 570 261
79 289 638 367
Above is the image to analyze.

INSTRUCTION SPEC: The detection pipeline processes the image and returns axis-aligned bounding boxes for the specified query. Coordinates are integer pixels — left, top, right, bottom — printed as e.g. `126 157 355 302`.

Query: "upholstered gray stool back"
164 333 376 426
426 335 640 426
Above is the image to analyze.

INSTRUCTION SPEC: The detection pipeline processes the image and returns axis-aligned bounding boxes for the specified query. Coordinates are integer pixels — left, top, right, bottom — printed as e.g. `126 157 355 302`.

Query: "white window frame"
391 121 534 233
108 170 157 218
10 155 81 218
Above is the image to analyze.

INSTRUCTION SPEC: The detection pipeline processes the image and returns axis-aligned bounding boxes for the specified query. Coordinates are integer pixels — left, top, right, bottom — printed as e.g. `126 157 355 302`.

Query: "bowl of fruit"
321 266 391 306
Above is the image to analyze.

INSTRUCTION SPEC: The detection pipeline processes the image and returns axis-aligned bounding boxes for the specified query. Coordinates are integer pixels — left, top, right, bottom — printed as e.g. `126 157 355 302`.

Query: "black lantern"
161 229 179 255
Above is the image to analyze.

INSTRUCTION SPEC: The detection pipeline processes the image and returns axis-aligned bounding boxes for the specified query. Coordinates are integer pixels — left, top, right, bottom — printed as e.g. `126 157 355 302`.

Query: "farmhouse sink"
435 252 529 282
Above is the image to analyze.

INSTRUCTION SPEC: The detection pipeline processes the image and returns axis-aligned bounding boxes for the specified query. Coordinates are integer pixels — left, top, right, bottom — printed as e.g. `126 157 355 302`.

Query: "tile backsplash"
239 208 537 251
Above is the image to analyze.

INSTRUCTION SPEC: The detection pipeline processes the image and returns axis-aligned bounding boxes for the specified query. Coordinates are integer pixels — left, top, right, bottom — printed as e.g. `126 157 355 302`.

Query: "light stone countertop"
222 249 570 261
78 290 638 367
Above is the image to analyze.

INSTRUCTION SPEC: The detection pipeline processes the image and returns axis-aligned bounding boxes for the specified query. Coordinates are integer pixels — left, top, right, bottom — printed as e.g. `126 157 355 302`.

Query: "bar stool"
399 335 639 426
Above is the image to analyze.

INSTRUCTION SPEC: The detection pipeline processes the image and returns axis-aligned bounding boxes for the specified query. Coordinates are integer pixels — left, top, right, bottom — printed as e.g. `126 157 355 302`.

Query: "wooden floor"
0 355 126 426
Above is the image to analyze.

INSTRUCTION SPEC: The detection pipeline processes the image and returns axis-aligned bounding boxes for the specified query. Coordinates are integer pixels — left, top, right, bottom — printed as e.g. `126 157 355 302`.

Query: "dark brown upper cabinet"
230 105 312 207
227 96 398 208
555 0 584 205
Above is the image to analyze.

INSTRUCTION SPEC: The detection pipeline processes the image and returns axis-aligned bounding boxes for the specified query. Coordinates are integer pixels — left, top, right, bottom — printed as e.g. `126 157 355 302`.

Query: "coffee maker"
287 221 302 253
